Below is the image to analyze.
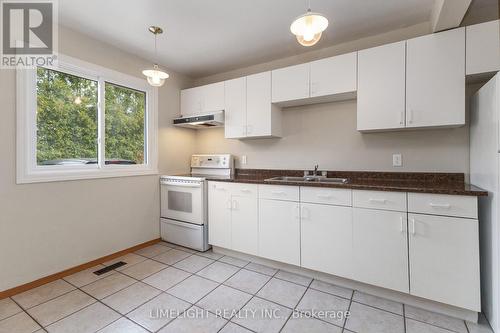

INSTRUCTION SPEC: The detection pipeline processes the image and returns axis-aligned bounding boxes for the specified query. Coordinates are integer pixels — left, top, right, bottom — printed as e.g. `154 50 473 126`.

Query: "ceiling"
59 0 437 78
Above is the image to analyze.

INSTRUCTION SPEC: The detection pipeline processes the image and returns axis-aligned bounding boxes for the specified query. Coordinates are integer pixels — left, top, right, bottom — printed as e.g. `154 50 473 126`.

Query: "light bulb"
143 64 169 87
290 11 328 47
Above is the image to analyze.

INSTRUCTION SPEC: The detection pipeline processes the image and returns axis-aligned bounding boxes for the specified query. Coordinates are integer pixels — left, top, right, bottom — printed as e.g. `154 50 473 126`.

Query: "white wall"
195 101 470 172
0 26 195 291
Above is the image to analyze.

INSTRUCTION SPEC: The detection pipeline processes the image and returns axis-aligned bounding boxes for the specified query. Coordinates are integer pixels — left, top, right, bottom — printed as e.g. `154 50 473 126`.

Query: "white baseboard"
212 246 478 323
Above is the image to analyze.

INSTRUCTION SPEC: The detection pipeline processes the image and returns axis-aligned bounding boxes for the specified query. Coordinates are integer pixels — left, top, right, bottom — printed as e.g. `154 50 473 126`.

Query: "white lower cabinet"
352 208 409 293
258 199 300 265
208 182 480 311
208 182 258 254
208 182 232 248
408 213 480 311
231 192 258 255
301 203 352 279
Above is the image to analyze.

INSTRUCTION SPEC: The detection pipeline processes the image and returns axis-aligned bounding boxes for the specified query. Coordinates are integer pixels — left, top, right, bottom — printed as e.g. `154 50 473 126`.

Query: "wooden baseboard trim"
0 238 161 299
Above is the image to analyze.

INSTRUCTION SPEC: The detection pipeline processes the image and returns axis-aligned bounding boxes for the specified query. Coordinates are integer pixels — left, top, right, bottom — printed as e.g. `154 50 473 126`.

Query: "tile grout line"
8 297 48 333
277 278 314 332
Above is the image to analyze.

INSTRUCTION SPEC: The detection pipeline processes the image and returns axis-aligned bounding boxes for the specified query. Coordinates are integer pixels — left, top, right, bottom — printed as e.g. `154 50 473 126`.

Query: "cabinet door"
352 208 409 293
224 77 247 139
202 82 225 113
272 63 310 103
466 20 500 75
208 182 232 248
357 41 406 131
247 72 272 137
406 28 465 128
408 214 480 311
259 199 300 265
301 203 352 278
180 87 202 116
231 185 258 255
310 52 357 98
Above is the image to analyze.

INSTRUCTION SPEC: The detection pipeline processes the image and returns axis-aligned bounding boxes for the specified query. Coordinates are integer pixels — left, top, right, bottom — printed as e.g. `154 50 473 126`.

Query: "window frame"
16 54 158 184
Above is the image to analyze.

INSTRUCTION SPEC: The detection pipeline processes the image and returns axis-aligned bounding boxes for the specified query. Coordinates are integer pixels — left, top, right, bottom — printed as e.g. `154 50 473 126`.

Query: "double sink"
265 176 349 184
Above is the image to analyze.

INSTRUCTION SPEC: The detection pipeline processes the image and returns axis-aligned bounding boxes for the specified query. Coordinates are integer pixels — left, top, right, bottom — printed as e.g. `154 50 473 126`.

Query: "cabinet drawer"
353 190 406 212
232 183 258 198
259 184 299 201
300 187 351 206
408 193 477 219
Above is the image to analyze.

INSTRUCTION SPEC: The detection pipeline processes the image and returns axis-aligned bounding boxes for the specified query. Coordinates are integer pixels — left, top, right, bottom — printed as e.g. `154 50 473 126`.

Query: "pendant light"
290 0 329 47
143 26 169 87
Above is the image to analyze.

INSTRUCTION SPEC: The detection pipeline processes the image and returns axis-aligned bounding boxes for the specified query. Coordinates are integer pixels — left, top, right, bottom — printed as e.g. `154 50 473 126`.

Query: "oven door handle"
161 181 202 188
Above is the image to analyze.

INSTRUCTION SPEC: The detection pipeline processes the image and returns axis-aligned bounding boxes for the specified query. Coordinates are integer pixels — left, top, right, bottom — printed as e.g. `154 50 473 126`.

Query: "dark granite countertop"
204 169 487 197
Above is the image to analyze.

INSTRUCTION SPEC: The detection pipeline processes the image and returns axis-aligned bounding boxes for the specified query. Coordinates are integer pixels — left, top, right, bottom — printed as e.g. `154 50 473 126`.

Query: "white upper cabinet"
247 72 281 138
181 82 225 116
224 77 247 139
272 63 310 104
310 52 357 98
406 28 465 128
224 72 281 139
466 20 500 76
357 41 406 131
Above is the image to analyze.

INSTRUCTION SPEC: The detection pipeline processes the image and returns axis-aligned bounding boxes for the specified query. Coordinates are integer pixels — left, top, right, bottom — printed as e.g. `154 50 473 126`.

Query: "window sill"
16 168 159 184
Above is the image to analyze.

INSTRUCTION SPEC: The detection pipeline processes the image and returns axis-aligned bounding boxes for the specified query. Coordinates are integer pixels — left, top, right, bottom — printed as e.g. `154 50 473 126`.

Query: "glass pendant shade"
143 26 169 87
290 11 328 47
143 64 169 87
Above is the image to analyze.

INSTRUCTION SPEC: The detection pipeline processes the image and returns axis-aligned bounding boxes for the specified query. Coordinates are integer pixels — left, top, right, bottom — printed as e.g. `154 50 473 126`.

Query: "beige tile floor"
0 241 494 333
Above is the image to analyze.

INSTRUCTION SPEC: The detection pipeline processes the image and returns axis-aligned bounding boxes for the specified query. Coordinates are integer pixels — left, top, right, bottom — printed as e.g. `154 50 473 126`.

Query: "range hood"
173 111 224 129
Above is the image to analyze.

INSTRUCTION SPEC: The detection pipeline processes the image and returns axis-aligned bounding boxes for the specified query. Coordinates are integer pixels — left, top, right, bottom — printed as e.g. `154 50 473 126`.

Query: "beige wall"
195 101 470 172
0 26 195 291
192 22 471 174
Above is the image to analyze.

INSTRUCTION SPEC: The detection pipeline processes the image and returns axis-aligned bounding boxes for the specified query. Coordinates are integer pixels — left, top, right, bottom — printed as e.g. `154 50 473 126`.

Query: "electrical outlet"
241 155 247 165
392 154 402 167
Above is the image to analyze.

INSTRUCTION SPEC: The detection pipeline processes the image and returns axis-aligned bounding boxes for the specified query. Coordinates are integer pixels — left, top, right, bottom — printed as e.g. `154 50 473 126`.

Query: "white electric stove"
160 154 234 251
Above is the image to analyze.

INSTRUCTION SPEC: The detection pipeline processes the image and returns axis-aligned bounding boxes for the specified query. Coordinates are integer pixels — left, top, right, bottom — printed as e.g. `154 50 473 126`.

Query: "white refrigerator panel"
470 72 500 333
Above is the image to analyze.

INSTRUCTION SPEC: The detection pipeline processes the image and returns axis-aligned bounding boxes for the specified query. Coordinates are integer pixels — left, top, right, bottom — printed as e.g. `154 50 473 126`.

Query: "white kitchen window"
16 55 158 183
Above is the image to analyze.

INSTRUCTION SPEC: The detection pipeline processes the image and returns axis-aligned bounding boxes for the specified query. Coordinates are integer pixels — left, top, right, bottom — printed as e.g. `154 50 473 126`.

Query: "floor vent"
93 261 126 275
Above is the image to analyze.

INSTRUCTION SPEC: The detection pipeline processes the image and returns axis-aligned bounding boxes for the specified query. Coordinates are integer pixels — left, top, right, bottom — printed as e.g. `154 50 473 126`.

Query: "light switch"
392 154 402 167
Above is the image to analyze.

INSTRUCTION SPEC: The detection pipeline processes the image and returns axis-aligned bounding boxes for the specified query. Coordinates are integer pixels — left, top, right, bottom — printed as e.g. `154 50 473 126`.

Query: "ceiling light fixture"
290 0 329 47
143 26 169 87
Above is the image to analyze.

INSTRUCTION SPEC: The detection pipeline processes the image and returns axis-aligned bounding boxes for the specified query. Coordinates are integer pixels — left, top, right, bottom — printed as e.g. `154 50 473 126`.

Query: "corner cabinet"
224 72 281 139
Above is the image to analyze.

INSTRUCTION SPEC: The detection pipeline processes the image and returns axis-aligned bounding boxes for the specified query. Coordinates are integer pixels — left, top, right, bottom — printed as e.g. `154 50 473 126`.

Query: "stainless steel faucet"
313 164 319 176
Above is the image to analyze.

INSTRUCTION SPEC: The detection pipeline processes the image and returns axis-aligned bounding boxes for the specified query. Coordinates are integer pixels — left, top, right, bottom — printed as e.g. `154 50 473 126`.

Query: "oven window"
168 191 193 213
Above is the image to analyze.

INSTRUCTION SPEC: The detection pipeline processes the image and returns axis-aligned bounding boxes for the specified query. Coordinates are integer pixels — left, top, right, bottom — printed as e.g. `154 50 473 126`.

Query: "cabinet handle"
226 200 232 210
301 207 310 220
429 203 451 209
400 111 404 125
368 198 386 204
232 200 238 210
400 216 404 233
317 194 332 199
295 205 300 219
410 218 416 235
408 108 413 124
271 191 286 195
240 189 251 193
